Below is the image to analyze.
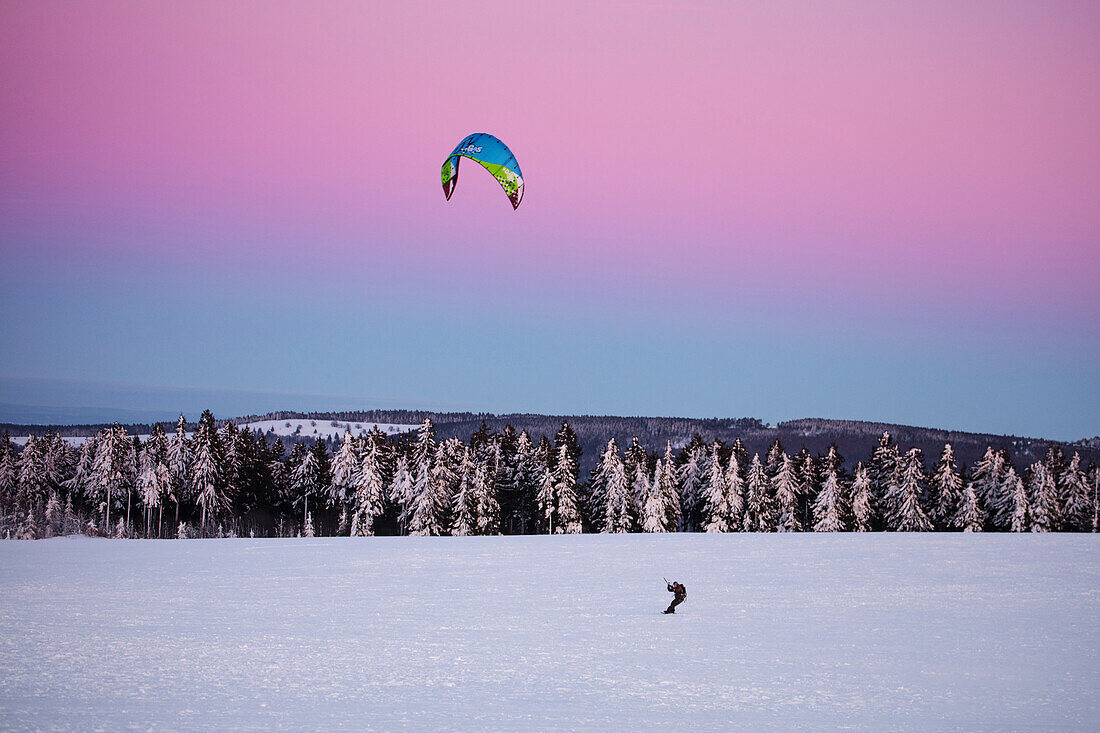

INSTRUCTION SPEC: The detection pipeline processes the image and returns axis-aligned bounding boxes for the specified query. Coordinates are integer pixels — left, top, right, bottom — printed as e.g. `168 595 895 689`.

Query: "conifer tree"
724 448 746 531
642 459 674 533
352 440 386 536
330 430 359 509
0 434 18 507
953 477 984 532
388 454 414 535
587 439 618 531
743 454 771 532
1004 466 1029 532
795 448 817 530
303 512 315 538
813 461 845 532
551 442 583 534
1028 462 1059 532
290 444 322 532
968 447 1007 529
678 443 708 532
408 443 452 537
929 443 964 530
1058 453 1091 532
773 454 802 532
471 458 500 535
191 412 226 534
44 492 62 537
849 463 874 532
167 416 192 528
62 494 78 535
702 443 731 533
887 448 932 531
93 425 136 534
507 430 537 534
17 434 47 508
593 439 631 533
450 449 476 536
868 432 900 529
625 438 651 520
765 439 785 479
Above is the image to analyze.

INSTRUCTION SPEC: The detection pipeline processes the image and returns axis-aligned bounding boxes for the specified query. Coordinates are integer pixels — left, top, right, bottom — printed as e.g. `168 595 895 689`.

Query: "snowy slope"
0 534 1096 730
241 418 418 440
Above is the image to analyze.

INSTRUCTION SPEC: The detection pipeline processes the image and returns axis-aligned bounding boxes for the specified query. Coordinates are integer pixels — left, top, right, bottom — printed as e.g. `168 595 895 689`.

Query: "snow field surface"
0 534 1097 731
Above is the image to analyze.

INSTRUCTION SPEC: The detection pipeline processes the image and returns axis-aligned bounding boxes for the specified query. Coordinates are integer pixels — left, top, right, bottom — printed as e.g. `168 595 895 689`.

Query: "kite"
441 133 524 210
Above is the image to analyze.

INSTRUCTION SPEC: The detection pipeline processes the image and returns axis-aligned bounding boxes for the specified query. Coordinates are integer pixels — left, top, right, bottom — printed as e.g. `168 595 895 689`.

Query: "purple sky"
1 1 1097 439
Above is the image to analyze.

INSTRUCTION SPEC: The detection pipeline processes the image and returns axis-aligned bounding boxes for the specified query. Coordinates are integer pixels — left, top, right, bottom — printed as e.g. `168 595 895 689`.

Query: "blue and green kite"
441 133 524 210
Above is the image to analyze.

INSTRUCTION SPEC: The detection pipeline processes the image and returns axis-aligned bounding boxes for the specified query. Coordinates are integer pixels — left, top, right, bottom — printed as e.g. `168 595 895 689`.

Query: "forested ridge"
2 411 1097 539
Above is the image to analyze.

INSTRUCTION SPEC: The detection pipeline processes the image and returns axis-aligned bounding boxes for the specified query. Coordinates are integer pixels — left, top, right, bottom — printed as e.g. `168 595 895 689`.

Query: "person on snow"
664 581 686 614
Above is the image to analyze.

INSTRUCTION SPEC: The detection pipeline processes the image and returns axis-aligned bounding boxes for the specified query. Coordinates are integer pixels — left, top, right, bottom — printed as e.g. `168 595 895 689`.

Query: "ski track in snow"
0 534 1096 731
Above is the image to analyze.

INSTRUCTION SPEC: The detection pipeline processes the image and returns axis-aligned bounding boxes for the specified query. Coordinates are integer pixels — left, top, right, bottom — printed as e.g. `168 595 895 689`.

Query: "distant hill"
3 409 1097 474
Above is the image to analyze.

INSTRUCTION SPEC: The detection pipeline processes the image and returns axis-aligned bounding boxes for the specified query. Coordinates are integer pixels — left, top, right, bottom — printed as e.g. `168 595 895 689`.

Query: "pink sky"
1 1 1098 436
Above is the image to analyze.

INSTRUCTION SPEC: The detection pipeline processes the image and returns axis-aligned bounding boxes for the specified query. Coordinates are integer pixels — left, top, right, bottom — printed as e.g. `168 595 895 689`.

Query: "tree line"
1 410 1097 539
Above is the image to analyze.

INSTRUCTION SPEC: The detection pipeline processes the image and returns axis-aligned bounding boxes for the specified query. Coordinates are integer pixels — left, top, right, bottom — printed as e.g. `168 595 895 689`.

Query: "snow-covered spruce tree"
450 449 475 536
625 438 651 520
1004 466 1029 532
1028 462 1059 532
551 442 583 534
303 512 315 538
953 473 985 532
968 447 1007 529
17 510 39 540
724 446 746 531
17 434 47 509
507 430 538 534
329 430 359 510
388 454 414 535
137 451 160 539
408 443 453 536
114 516 127 539
702 443 731 533
65 438 95 503
772 454 802 532
92 425 136 535
929 443 965 530
887 448 932 531
849 463 874 532
794 448 816 530
0 434 18 508
1058 453 1091 532
536 456 555 534
143 425 171 537
352 440 387 536
601 442 634 533
743 454 772 532
44 492 62 537
868 432 900 530
471 458 500 535
642 458 674 533
42 433 74 497
62 494 79 535
587 439 617 531
814 453 844 528
290 444 322 533
167 415 192 528
191 412 226 535
677 442 708 532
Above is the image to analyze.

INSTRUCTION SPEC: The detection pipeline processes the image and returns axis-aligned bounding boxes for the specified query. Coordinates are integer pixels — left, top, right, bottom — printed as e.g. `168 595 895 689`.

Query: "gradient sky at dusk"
1 1 1098 439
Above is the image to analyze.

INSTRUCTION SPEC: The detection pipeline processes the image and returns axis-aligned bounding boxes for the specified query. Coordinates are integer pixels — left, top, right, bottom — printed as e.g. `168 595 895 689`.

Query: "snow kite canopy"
441 133 524 210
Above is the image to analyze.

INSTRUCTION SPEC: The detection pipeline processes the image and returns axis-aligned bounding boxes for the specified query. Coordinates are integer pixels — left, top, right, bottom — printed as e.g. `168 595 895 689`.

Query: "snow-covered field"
241 418 418 440
0 535 1096 731
9 419 418 446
